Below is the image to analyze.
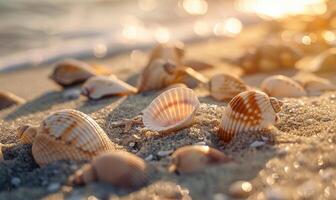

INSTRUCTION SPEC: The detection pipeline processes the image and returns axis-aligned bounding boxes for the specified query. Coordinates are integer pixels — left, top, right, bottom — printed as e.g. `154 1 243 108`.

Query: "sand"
1 25 336 200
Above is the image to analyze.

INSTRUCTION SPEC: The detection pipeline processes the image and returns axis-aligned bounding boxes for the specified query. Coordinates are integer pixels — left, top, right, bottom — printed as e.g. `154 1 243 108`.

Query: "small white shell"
292 73 336 96
260 75 307 97
82 75 137 99
143 87 200 133
209 74 249 101
218 90 282 143
296 48 336 73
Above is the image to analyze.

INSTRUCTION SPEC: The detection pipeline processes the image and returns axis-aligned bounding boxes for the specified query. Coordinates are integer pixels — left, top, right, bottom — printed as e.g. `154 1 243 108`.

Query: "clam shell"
169 145 231 174
292 73 336 96
69 151 151 188
143 87 200 133
260 75 307 97
0 91 25 110
82 75 137 99
218 90 282 143
296 48 336 73
19 109 114 166
148 42 185 65
209 74 249 101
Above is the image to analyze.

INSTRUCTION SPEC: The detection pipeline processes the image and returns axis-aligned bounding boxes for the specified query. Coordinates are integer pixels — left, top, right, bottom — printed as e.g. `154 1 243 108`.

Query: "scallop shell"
292 73 336 96
148 42 185 65
169 145 231 174
296 48 336 73
260 75 307 97
142 87 200 133
82 75 137 99
18 109 114 166
209 74 249 101
17 125 37 144
218 90 283 143
0 91 25 110
69 151 151 188
162 83 188 92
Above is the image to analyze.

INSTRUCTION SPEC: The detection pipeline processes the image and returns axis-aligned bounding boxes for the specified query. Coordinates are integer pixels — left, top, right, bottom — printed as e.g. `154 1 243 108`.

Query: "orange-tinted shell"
148 42 185 65
292 73 336 96
260 75 307 97
69 151 151 188
169 145 231 174
17 125 37 144
0 91 25 110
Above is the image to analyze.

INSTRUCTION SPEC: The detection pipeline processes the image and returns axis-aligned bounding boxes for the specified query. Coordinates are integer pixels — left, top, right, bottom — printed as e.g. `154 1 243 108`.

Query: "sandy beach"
1 24 336 200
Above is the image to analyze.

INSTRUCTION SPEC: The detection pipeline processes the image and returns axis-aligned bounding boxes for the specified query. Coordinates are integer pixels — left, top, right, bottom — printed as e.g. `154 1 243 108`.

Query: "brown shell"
260 75 307 97
17 125 37 144
69 151 151 188
148 42 185 65
0 91 25 110
169 145 231 174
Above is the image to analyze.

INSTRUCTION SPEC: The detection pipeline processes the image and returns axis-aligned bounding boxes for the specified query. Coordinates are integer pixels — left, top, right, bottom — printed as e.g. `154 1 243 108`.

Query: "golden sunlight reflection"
322 31 336 44
213 17 243 37
93 43 107 58
120 16 145 41
193 20 211 36
154 27 171 43
138 0 157 12
181 0 208 15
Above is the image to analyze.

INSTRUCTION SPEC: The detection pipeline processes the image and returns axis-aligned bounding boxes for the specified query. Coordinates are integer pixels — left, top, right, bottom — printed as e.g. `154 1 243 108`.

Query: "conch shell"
142 87 200 133
218 90 283 143
148 42 185 65
209 74 249 101
296 48 336 73
292 73 336 96
169 145 231 174
82 75 137 99
260 75 307 97
17 109 114 166
69 151 151 188
0 91 25 110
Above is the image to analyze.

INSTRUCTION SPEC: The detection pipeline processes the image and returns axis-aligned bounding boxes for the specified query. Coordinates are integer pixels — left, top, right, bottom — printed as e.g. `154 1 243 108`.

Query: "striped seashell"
209 73 249 101
148 42 185 65
260 75 307 97
82 75 137 99
218 90 283 143
17 125 37 144
292 73 336 96
17 109 114 166
296 48 336 73
162 83 188 92
0 91 25 110
169 145 231 174
69 151 151 188
142 87 200 133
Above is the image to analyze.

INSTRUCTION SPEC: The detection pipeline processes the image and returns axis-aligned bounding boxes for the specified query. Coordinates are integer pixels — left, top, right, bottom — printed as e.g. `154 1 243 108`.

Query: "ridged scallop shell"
260 75 307 97
162 83 188 92
218 90 283 143
0 91 25 110
296 48 336 73
169 145 231 174
17 125 37 144
143 87 200 133
292 73 336 96
82 75 137 99
148 42 185 65
69 151 151 188
18 109 114 166
209 74 249 101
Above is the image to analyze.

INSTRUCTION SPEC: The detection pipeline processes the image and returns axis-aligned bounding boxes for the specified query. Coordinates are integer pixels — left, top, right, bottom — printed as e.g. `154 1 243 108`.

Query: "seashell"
169 145 231 174
17 109 114 166
292 73 336 96
82 75 137 99
209 73 249 101
148 42 185 65
218 90 283 143
260 75 307 97
142 87 200 133
0 91 25 110
69 151 151 188
17 125 37 144
296 48 336 73
180 67 209 88
50 59 111 87
183 59 214 71
162 83 188 92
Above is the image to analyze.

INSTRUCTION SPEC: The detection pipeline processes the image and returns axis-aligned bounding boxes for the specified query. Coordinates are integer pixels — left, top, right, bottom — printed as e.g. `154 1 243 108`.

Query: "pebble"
250 141 265 148
145 154 153 161
11 177 21 187
47 182 60 192
63 88 81 99
228 181 253 198
157 149 174 157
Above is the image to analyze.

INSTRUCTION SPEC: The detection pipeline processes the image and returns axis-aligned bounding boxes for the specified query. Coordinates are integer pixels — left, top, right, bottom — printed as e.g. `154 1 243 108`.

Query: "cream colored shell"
260 75 307 97
142 87 200 133
218 90 282 143
0 91 25 110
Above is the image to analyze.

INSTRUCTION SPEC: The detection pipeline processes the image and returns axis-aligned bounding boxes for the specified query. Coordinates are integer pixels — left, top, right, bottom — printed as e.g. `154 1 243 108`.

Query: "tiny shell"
18 109 114 166
148 42 185 65
260 75 307 97
183 59 214 71
69 151 151 188
296 48 336 73
209 74 249 101
218 90 282 143
169 145 231 174
142 87 200 133
293 73 336 96
0 91 25 110
82 75 137 99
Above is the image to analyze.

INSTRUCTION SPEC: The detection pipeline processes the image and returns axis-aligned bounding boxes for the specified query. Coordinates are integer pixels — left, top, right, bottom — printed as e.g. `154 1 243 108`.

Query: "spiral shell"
82 75 137 99
169 145 231 174
0 91 25 110
296 48 336 73
218 90 282 143
209 74 249 101
260 75 307 97
18 109 114 166
143 87 200 133
148 42 185 65
292 73 336 96
69 151 151 188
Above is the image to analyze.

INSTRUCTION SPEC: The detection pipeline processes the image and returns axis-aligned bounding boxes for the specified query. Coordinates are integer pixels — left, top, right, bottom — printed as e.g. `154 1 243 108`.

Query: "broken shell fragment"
296 48 336 73
292 73 336 96
69 151 151 188
181 67 209 88
148 42 185 65
0 91 25 110
218 90 282 143
143 87 200 133
169 145 231 174
260 75 307 97
18 109 114 166
209 74 249 101
82 75 137 99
